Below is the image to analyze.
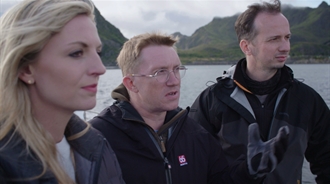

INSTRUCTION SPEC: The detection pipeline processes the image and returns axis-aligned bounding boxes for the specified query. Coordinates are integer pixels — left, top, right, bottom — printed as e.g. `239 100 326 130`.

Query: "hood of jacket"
111 83 130 102
98 83 188 144
110 83 185 125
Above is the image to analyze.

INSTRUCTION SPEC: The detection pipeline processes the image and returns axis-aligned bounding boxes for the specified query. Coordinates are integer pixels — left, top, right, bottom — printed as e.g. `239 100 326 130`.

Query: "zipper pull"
164 157 172 170
159 136 166 153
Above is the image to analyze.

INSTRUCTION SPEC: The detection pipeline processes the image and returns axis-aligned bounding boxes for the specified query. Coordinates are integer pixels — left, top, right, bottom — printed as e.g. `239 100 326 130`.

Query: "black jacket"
189 59 330 184
90 84 261 184
0 114 125 184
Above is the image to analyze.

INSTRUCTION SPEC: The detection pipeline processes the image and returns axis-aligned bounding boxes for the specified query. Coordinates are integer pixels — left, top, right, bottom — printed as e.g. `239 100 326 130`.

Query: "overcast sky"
1 0 327 38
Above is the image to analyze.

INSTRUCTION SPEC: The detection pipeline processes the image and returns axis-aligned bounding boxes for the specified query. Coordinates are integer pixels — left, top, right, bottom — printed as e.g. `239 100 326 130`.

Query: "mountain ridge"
170 1 330 65
94 2 330 66
94 7 127 66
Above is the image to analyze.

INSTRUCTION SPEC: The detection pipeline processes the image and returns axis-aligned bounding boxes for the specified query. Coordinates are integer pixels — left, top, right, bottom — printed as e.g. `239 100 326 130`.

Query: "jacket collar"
110 83 188 137
213 58 295 123
65 114 103 161
111 83 183 124
116 99 184 126
219 58 294 94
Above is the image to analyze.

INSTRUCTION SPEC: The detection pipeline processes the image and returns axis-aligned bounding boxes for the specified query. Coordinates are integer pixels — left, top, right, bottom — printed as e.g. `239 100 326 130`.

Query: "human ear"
123 76 138 93
18 64 35 85
239 39 252 56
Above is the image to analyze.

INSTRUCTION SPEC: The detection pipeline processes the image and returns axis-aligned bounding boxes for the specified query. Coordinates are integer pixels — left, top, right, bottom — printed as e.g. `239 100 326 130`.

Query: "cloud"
1 0 325 38
92 0 325 38
93 0 251 38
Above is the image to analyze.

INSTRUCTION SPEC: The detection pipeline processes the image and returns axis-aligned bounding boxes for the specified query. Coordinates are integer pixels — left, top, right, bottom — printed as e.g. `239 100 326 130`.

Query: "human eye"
155 69 168 76
286 35 291 40
269 37 278 41
97 51 103 57
173 66 181 73
69 50 83 58
97 46 103 57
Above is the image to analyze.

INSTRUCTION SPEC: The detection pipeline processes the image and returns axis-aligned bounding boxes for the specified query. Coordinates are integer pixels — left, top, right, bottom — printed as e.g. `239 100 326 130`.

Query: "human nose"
89 53 106 76
166 70 180 84
279 39 290 52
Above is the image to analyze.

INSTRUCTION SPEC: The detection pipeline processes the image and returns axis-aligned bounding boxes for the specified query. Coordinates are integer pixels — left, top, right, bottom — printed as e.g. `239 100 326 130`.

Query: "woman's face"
22 15 106 115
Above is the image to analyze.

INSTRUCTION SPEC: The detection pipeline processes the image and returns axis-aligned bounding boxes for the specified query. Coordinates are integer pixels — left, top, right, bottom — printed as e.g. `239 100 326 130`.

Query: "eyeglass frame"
128 65 187 82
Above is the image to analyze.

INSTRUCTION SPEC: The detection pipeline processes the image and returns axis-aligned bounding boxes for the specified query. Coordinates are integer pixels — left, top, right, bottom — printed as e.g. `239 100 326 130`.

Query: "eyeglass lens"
156 67 186 82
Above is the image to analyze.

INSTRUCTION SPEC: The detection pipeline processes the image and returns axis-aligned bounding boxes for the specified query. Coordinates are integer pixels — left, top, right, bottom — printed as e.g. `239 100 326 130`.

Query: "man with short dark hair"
189 0 330 183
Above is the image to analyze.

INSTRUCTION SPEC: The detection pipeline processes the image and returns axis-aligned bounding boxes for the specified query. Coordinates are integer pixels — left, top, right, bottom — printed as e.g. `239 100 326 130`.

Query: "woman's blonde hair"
0 0 95 183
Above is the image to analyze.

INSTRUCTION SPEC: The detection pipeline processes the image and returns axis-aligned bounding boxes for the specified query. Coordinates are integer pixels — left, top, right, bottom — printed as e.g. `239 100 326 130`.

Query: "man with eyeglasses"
89 32 268 183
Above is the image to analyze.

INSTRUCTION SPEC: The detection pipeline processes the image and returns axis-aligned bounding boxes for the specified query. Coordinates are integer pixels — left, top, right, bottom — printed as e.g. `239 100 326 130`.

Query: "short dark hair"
234 0 282 42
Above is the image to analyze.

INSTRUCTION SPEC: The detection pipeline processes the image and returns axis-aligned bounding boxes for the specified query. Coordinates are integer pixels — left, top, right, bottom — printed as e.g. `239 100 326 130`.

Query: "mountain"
0 5 126 66
94 7 127 66
94 2 329 65
2 2 328 65
174 1 330 64
174 15 241 64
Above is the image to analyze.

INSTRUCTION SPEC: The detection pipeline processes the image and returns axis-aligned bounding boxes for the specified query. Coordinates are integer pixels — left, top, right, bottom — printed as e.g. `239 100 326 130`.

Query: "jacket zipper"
145 128 172 184
160 135 172 184
267 88 287 140
135 110 186 184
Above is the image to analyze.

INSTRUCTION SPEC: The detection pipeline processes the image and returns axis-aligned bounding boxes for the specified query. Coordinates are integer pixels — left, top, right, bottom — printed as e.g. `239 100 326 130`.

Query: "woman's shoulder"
0 131 24 151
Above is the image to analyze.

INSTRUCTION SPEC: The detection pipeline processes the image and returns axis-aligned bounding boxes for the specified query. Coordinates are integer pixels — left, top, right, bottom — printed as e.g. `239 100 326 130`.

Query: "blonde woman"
0 0 124 183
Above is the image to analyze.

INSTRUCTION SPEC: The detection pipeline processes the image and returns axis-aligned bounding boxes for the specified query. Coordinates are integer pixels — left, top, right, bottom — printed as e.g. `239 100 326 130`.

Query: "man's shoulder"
175 117 221 151
198 78 235 98
290 78 321 96
89 105 120 128
180 116 214 136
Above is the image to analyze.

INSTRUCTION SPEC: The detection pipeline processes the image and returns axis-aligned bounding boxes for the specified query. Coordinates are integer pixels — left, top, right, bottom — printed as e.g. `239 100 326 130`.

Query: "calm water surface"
84 64 330 184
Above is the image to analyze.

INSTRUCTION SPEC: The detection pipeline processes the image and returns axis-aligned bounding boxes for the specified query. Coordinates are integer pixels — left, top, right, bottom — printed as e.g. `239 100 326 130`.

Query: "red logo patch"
178 155 188 166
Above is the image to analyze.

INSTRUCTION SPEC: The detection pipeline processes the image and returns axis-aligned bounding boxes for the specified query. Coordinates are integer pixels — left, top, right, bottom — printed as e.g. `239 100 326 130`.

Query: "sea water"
80 64 330 184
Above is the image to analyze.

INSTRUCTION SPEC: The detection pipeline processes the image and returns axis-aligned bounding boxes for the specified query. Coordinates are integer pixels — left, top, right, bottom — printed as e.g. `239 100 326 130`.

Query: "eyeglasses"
129 66 187 83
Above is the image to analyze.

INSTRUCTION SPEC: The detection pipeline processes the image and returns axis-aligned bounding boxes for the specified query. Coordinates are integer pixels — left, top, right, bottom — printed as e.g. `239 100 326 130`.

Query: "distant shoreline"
105 59 329 69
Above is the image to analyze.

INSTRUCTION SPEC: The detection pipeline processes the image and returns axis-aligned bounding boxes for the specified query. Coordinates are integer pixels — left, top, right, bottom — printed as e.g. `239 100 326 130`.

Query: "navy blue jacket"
90 84 261 184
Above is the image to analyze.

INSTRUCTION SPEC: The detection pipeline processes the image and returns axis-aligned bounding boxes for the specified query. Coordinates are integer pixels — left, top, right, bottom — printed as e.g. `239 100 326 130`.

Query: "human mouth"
166 90 179 99
276 55 287 62
82 84 97 93
167 91 177 95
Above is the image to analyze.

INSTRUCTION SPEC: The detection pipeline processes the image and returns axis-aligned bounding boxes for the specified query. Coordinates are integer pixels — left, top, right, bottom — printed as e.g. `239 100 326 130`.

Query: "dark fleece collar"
233 58 294 95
